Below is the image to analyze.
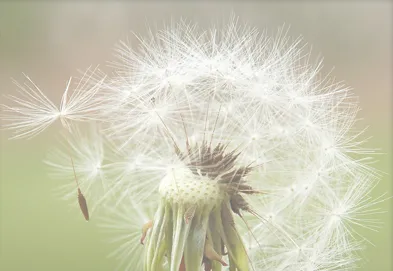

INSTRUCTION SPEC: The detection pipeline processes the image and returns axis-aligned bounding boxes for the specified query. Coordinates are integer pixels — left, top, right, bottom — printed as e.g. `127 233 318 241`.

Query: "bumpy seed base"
159 166 225 207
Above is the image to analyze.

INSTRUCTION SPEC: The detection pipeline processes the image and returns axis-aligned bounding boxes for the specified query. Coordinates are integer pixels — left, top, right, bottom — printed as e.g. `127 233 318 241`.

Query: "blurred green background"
0 1 391 270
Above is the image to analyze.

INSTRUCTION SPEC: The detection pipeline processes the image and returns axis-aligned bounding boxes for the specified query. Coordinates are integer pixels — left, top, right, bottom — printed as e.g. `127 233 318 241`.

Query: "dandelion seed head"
2 17 388 271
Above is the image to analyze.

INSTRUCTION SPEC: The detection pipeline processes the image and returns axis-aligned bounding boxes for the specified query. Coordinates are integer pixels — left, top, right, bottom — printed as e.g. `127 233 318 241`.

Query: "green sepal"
170 203 191 271
207 208 223 271
184 207 210 271
145 201 166 271
217 202 249 271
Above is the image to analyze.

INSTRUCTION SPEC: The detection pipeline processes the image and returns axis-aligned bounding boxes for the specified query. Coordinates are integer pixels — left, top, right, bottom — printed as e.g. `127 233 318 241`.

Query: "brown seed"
70 156 89 221
77 188 89 221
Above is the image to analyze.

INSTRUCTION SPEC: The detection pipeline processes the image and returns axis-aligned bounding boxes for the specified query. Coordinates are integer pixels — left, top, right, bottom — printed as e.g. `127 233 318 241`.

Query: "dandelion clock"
1 17 389 271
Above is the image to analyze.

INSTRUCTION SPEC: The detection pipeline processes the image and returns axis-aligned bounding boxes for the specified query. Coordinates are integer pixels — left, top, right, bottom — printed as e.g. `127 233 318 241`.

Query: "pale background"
0 1 391 270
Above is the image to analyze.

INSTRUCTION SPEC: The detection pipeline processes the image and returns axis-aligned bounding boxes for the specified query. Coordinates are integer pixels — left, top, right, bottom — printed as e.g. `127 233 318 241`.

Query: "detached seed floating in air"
71 156 89 221
77 188 89 221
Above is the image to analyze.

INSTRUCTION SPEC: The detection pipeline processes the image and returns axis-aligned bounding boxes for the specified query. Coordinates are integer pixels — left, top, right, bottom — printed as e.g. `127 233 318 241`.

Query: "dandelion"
1 18 387 270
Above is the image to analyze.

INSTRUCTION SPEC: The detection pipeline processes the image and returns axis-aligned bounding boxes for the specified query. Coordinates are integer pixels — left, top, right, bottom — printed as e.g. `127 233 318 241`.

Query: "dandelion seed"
1 67 106 139
44 124 111 217
69 152 89 222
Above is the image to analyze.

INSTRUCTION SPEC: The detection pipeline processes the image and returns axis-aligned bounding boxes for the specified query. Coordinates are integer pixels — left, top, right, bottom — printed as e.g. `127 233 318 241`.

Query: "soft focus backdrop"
0 1 391 270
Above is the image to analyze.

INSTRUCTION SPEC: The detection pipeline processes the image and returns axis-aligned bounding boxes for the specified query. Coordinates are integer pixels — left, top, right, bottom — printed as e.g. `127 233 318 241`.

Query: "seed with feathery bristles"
1 67 106 139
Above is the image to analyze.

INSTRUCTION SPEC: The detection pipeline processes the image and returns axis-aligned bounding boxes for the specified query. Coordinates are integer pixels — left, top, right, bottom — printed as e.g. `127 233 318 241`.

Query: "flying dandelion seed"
44 123 112 217
1 66 106 139
1 17 388 271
